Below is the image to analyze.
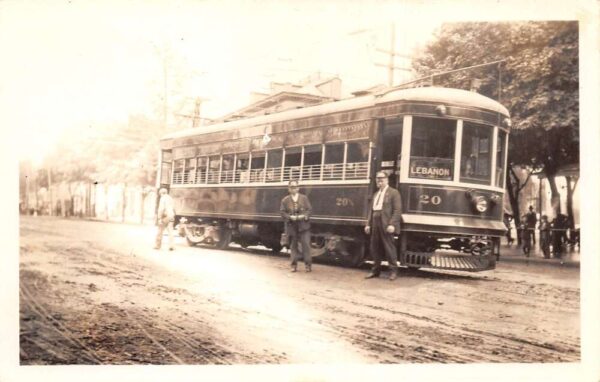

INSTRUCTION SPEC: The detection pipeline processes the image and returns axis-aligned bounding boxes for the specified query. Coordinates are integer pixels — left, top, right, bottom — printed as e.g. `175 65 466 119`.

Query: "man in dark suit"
364 171 402 280
280 180 313 272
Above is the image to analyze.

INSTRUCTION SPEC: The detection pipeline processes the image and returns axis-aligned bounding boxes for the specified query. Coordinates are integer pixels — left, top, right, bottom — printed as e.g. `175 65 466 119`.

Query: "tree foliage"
413 21 579 172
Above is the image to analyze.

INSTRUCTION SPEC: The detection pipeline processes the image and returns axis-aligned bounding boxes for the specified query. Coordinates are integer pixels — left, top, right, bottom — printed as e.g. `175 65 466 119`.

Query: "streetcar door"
381 118 403 186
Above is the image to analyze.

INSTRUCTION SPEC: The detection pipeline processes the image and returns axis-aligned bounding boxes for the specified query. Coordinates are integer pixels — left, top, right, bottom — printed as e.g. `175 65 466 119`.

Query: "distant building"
216 73 342 122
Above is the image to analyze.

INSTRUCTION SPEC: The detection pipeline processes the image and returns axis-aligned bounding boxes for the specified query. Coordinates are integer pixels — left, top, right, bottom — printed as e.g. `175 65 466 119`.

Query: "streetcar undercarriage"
177 217 498 272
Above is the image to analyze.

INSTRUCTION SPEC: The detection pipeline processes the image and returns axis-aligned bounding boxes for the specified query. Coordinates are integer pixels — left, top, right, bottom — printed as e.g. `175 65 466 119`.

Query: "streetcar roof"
161 87 509 141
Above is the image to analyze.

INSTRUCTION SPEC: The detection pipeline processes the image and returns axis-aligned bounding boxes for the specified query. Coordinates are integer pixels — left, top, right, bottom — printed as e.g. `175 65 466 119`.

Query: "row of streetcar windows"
409 117 507 187
163 117 508 188
169 141 370 185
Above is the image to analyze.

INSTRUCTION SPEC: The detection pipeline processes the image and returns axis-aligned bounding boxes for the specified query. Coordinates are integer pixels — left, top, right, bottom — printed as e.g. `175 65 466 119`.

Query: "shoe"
389 271 398 281
153 246 160 250
305 265 312 272
364 272 379 279
291 265 297 272
169 247 174 251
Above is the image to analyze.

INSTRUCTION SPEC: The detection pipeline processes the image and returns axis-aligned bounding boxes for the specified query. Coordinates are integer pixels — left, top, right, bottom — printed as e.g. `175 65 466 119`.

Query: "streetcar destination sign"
409 158 453 180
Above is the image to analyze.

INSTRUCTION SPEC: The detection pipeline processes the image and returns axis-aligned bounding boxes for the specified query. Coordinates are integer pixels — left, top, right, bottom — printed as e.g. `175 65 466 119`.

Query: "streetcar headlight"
474 196 488 212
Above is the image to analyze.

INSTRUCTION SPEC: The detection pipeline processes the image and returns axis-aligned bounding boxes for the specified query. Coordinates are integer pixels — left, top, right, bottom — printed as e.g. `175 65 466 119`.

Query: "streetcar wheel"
347 244 365 268
216 228 232 250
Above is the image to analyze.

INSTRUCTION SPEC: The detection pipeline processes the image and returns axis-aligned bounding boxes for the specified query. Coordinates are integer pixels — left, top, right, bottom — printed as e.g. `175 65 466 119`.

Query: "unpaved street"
19 216 580 364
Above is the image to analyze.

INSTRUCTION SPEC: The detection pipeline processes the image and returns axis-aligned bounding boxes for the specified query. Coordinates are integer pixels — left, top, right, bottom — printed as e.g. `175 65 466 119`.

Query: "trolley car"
158 86 510 272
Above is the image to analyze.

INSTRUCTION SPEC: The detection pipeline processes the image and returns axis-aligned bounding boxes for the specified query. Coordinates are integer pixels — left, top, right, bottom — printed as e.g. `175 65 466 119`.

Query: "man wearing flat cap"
364 171 402 280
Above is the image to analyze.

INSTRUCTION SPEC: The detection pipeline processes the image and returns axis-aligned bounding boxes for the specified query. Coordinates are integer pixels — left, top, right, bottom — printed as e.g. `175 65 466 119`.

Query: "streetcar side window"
266 149 283 182
409 117 455 181
460 122 493 185
172 159 185 184
496 130 507 187
302 144 323 180
184 158 196 184
250 152 266 182
235 153 250 183
323 143 344 180
207 156 220 184
196 156 208 184
221 154 235 183
160 150 173 186
283 146 302 182
345 141 369 179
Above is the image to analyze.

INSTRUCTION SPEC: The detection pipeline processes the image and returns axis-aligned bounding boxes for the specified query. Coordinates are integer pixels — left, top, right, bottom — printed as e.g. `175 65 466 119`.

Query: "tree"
413 21 579 220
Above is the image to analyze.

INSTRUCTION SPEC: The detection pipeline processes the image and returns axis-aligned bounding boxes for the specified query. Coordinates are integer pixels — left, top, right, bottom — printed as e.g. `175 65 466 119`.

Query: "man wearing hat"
364 171 402 280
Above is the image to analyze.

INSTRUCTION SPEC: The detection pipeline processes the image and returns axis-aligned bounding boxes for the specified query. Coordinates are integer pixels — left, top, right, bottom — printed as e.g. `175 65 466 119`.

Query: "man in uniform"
364 171 402 280
280 180 313 272
155 187 175 251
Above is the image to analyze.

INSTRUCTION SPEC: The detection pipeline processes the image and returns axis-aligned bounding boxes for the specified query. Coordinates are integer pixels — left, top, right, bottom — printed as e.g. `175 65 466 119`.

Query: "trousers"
290 229 311 266
370 211 398 274
155 219 174 249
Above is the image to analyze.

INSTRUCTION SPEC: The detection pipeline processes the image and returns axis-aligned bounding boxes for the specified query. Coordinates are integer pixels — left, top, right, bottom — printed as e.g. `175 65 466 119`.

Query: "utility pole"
375 23 412 87
177 97 211 128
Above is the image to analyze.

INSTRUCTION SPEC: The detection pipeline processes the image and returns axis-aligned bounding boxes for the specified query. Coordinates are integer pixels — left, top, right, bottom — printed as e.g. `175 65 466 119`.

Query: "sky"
0 0 588 165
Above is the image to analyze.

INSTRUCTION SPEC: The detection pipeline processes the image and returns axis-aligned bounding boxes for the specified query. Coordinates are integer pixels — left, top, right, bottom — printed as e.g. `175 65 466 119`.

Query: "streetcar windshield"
460 122 493 185
409 117 456 181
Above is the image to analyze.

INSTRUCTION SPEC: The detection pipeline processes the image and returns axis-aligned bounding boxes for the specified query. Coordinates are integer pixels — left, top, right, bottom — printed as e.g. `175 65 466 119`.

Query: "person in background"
503 213 514 245
364 171 402 281
519 218 531 257
155 188 175 251
525 205 538 246
280 180 313 272
539 215 551 259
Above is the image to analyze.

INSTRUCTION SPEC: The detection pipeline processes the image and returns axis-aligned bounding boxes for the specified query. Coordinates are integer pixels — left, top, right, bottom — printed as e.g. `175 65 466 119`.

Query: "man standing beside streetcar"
364 171 402 281
280 180 313 273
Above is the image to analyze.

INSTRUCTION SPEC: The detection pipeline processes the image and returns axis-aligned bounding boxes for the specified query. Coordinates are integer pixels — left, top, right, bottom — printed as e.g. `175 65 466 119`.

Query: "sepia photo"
2 0 599 381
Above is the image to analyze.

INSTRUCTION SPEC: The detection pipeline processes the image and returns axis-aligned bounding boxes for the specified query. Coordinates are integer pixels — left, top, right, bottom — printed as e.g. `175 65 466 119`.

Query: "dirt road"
19 216 580 364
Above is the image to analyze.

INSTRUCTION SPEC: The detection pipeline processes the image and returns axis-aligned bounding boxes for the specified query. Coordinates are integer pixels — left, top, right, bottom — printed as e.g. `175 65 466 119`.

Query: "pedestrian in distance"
519 218 531 257
503 213 514 245
525 205 538 246
280 180 313 272
154 187 176 251
364 171 402 281
539 215 551 259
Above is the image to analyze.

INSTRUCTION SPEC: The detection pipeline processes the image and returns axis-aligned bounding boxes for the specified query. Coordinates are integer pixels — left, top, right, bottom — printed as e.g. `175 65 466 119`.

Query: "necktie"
375 190 382 207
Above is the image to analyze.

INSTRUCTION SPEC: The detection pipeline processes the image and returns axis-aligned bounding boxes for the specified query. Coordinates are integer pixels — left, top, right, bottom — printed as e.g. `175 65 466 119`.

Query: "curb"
497 255 579 268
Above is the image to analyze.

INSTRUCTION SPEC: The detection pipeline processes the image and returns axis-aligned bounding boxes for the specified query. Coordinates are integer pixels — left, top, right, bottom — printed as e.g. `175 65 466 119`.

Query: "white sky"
0 0 587 164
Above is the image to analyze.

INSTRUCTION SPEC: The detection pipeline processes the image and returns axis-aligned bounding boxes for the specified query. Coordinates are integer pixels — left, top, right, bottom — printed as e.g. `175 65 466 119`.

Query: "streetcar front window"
409 117 455 181
460 122 492 185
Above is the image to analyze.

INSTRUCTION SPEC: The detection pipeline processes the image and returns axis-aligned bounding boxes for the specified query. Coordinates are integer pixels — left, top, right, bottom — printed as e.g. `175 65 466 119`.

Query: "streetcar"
157 86 510 272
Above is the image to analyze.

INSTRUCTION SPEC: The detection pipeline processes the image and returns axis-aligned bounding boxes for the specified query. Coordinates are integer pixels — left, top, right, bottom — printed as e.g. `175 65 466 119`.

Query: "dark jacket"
367 186 402 234
280 194 312 235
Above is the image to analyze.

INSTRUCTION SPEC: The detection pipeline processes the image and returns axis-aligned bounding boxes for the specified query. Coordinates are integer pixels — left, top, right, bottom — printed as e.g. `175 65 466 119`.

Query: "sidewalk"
498 242 580 268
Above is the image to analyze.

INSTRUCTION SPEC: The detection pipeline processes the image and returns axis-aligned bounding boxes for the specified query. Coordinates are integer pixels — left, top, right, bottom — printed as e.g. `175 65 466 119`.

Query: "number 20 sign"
419 194 442 205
